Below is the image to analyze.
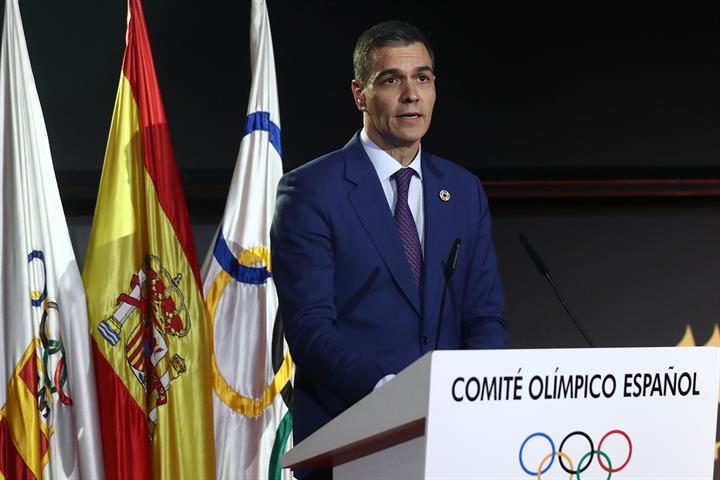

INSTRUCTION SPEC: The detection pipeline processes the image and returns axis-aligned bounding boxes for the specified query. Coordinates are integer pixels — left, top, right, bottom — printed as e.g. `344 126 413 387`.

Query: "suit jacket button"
422 336 430 345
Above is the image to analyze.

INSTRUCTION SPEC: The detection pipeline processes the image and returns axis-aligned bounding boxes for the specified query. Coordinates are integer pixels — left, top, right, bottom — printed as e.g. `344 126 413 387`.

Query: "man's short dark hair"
353 20 435 86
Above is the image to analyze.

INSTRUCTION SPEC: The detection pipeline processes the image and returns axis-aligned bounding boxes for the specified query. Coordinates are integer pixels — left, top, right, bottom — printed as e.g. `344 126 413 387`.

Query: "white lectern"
282 347 720 479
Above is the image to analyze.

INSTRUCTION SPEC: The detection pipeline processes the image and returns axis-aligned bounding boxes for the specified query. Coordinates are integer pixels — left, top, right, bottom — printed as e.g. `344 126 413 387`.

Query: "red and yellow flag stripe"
0 341 49 480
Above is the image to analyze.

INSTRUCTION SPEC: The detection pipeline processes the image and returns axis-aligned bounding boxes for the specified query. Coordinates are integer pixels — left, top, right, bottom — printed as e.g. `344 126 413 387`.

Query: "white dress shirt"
360 129 425 254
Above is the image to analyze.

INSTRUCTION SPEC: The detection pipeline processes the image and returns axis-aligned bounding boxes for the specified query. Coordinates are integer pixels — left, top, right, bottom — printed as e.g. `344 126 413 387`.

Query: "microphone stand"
540 270 595 348
435 238 461 348
519 233 594 348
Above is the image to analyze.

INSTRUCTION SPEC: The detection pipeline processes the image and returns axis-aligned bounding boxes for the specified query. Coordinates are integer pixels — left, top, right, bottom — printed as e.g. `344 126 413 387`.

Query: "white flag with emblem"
0 0 104 478
200 0 293 478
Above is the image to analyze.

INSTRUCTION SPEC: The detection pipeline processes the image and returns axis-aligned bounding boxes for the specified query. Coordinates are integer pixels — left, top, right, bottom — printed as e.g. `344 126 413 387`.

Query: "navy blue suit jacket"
271 133 509 449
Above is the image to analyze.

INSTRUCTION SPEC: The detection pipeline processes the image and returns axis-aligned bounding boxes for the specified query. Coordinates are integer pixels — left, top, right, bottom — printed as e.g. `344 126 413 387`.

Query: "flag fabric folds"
82 0 215 478
0 0 104 478
200 1 293 478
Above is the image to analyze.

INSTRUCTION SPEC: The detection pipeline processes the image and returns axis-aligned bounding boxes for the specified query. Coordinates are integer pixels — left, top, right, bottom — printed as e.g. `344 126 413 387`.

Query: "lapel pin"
439 190 450 202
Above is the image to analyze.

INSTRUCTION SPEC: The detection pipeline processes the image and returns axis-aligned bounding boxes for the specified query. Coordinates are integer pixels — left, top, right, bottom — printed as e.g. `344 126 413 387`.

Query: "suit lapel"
421 153 454 335
343 135 422 315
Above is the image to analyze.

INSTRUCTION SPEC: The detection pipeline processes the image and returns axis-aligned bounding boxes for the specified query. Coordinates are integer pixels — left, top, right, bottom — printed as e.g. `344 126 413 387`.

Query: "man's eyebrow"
374 68 401 79
415 65 435 75
374 65 435 79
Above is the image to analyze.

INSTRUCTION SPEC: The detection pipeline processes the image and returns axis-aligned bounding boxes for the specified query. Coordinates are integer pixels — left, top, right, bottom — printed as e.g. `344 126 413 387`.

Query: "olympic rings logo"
519 430 632 479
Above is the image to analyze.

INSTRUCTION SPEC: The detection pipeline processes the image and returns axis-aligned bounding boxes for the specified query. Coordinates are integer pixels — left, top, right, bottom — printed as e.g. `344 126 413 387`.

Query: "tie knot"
392 168 415 196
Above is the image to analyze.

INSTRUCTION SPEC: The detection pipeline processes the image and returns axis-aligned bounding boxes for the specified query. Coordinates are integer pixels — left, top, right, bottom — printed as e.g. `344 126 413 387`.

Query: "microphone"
435 238 461 349
518 233 595 348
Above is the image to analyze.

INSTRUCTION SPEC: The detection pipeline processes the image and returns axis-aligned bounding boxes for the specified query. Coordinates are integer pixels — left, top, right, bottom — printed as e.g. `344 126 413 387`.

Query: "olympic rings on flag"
28 250 47 306
519 430 632 478
39 300 73 406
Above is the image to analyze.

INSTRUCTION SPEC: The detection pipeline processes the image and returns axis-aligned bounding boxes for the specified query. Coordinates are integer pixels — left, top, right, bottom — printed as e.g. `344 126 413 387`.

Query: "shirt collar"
360 129 423 182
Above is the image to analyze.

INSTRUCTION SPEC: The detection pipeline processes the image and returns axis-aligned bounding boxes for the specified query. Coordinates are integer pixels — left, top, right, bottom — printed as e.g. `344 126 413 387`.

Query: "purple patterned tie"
392 168 423 290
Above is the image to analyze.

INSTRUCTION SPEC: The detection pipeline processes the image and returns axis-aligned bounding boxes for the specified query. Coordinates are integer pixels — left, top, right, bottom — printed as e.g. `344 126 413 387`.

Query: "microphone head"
444 238 461 278
518 233 550 276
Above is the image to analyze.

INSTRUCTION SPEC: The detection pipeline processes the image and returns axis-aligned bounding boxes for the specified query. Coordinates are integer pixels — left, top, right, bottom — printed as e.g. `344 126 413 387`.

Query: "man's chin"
390 127 429 145
386 138 422 150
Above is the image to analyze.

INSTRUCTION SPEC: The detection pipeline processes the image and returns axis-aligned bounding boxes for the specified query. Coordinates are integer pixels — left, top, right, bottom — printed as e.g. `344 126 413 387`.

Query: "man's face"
353 42 436 151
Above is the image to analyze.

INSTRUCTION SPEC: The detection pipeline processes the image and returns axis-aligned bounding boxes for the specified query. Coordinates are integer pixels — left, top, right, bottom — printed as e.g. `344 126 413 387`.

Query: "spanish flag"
82 0 215 478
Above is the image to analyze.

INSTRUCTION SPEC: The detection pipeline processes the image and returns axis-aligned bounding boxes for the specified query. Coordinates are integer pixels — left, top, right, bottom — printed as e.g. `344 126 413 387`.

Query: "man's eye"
382 77 397 84
418 74 430 82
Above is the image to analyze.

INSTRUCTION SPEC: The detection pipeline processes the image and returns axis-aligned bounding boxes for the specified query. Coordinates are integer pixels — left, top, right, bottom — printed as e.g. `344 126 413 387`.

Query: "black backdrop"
8 0 720 187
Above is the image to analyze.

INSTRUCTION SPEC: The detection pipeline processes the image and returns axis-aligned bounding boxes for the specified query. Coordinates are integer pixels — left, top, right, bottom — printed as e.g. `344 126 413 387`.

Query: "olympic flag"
82 0 215 478
0 0 104 477
200 1 293 478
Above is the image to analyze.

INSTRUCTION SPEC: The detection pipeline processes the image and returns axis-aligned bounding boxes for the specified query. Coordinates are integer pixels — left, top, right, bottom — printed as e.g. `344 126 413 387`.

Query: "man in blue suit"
271 20 509 479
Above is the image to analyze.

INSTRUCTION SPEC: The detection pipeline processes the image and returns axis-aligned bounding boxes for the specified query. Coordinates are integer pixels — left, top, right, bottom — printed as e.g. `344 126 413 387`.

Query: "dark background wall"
5 0 720 474
9 1 720 177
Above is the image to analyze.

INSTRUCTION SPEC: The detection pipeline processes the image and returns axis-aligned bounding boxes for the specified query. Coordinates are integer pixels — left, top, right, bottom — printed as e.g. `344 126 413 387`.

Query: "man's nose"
400 82 419 103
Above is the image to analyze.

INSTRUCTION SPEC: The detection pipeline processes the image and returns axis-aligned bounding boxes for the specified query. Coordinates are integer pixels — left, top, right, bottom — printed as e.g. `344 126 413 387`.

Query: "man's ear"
351 79 366 112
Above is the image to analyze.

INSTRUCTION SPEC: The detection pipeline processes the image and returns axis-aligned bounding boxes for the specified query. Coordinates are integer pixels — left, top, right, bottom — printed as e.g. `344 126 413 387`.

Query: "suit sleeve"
460 176 510 349
271 171 386 406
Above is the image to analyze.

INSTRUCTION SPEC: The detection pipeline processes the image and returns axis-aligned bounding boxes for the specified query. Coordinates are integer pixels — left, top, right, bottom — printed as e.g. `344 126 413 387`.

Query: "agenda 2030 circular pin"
439 190 450 202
